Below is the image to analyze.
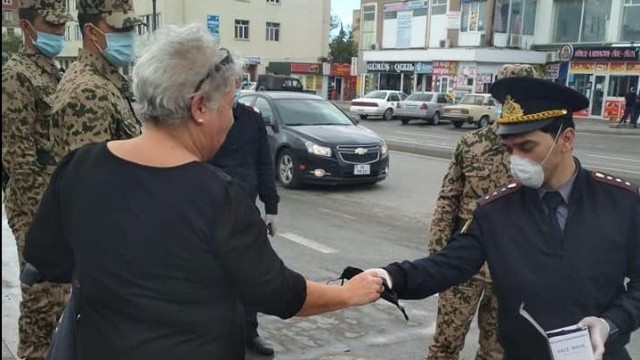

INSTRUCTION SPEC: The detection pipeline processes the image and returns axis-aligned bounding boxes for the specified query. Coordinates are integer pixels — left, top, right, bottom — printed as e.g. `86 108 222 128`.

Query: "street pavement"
3 152 638 360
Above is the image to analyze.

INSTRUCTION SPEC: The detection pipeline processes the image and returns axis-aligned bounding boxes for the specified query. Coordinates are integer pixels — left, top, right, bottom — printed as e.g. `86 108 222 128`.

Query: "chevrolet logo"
355 148 368 155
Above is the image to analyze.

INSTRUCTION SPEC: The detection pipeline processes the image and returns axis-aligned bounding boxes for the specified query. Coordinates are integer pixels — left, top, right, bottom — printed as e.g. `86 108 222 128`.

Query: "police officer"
368 77 639 360
427 64 540 360
1 1 72 358
51 0 142 159
209 85 280 356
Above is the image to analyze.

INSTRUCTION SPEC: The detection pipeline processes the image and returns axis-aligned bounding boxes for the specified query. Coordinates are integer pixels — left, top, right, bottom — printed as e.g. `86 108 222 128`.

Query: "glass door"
590 75 606 117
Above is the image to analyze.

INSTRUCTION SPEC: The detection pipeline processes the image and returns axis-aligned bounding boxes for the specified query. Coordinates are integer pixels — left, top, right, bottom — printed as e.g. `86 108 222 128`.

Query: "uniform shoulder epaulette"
591 171 638 194
478 182 521 207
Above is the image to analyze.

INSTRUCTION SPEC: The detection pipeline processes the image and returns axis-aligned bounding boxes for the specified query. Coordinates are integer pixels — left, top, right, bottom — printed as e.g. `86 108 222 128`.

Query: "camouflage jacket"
51 48 141 160
428 124 512 282
2 47 62 232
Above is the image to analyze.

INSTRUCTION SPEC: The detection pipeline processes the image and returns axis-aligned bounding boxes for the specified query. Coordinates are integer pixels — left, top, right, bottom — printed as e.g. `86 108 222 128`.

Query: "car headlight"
305 141 332 157
380 141 388 155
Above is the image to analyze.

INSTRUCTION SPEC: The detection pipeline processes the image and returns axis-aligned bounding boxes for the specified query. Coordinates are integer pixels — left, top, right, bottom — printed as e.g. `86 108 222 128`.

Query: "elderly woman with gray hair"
23 24 382 360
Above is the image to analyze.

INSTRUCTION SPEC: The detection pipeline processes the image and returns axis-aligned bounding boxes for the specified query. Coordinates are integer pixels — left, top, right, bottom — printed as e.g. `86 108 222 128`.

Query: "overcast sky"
332 0 360 30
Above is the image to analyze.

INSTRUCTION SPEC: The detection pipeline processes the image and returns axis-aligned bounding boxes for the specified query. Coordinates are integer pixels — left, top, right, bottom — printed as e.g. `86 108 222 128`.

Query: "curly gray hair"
132 23 243 126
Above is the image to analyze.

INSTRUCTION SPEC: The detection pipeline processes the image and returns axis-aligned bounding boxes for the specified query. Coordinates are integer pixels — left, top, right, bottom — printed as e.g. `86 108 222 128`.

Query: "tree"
328 23 357 64
2 32 23 66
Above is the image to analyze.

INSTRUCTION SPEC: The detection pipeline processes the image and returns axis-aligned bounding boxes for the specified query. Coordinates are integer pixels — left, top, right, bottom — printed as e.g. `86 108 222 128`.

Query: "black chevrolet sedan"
237 92 389 188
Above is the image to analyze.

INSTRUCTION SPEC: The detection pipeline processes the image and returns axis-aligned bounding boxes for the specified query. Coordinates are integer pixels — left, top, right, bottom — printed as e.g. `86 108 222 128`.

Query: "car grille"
336 145 380 164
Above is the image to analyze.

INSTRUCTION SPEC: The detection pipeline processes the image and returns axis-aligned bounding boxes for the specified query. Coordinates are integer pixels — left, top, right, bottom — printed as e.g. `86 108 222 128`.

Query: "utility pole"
152 0 157 32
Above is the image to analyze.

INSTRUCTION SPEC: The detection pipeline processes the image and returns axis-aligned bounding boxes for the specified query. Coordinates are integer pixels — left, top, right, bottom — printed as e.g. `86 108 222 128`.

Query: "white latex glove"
363 268 393 289
578 317 610 360
264 214 277 236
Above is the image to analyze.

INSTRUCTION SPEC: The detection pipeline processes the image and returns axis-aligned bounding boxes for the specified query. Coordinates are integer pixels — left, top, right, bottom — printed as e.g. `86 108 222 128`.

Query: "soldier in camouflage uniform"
1 1 73 359
51 0 143 159
426 64 540 360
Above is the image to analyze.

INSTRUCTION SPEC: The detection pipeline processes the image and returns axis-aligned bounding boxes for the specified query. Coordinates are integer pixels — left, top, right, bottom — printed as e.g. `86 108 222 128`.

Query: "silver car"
396 92 453 125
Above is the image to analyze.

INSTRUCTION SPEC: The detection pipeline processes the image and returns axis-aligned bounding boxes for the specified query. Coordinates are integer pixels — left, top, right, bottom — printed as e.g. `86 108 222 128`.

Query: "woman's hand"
342 271 383 306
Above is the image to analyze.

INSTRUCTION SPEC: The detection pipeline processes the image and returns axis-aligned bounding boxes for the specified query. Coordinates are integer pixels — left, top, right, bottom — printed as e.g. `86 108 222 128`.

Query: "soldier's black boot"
246 336 275 356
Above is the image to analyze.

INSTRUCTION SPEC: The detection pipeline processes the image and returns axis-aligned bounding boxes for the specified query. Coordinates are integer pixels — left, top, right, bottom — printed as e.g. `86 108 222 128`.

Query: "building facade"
2 0 19 35
356 0 640 120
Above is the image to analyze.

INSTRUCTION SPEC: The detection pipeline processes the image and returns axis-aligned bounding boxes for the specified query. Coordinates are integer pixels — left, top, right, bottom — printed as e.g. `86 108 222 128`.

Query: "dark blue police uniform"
382 78 640 360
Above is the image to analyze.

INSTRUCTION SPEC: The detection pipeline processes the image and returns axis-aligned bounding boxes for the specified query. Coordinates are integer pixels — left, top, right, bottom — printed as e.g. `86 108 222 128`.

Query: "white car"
240 81 256 94
350 90 408 121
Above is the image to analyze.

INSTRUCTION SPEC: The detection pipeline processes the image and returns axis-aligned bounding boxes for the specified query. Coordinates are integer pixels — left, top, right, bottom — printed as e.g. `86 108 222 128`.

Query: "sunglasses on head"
193 48 233 94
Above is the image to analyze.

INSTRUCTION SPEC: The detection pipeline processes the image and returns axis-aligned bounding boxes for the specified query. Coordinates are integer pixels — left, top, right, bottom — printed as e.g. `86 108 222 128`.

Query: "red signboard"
603 98 625 121
330 63 351 77
291 63 320 74
432 61 457 75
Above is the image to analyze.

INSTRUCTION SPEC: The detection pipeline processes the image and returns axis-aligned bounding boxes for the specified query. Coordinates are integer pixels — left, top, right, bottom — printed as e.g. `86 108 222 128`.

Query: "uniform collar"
537 158 581 204
20 46 62 79
77 48 129 94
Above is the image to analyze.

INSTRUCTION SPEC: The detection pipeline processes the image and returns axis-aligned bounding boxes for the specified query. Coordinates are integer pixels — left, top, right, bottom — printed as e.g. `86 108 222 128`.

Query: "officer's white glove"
364 268 393 289
578 316 610 360
264 214 277 236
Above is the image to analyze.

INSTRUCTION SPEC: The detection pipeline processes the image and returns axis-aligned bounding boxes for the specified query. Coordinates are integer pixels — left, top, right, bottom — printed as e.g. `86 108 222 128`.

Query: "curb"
2 340 16 360
386 140 453 160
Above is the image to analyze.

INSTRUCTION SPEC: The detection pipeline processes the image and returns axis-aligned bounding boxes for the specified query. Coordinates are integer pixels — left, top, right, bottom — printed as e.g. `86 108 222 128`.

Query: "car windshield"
406 93 433 102
274 99 354 126
460 94 485 105
364 91 388 99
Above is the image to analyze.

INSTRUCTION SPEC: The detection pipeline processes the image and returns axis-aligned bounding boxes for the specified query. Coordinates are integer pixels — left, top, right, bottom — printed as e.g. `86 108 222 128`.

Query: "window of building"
431 0 447 15
553 0 611 43
361 4 376 50
266 22 280 41
3 10 14 21
494 0 536 35
266 0 280 4
461 1 486 32
7 27 14 35
235 19 250 40
3 0 12 5
622 0 640 41
136 14 161 35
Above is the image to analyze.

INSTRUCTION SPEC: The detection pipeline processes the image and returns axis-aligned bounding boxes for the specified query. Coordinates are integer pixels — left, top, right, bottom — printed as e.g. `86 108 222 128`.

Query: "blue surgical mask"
28 23 64 58
93 26 136 67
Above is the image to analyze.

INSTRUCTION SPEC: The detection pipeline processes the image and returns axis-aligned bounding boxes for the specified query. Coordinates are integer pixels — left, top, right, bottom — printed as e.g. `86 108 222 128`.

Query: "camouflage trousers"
427 277 503 360
14 228 70 360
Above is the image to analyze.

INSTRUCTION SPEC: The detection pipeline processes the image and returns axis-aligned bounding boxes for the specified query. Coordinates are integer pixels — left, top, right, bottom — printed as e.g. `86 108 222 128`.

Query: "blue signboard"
415 62 433 74
207 15 220 38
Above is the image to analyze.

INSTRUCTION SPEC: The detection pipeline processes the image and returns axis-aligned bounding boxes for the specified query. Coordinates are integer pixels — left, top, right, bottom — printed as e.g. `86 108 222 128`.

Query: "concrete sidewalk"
332 101 640 137
2 340 15 360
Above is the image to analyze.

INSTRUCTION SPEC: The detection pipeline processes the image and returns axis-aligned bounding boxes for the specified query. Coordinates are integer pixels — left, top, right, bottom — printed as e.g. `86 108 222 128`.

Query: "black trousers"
620 106 634 123
244 305 259 340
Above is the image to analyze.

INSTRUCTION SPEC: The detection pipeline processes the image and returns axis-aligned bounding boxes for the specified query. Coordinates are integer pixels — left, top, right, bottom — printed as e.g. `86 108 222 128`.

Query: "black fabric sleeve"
215 182 305 318
23 150 77 283
384 210 486 300
603 192 640 335
253 112 279 215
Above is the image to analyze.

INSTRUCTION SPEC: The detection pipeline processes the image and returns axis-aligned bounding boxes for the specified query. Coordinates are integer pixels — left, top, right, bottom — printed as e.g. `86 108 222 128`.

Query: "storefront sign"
446 12 461 29
604 98 625 121
366 62 415 73
558 44 574 62
244 56 261 65
433 61 457 75
330 63 351 77
572 47 640 61
415 62 433 74
291 63 320 74
396 11 413 48
544 64 560 80
462 65 476 76
206 14 220 38
384 0 428 12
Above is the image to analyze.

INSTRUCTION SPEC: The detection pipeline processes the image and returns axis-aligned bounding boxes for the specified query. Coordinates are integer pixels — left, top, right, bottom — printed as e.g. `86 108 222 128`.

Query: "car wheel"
359 115 368 120
383 108 393 121
478 115 489 128
453 121 463 128
277 149 300 189
431 112 440 125
401 118 410 125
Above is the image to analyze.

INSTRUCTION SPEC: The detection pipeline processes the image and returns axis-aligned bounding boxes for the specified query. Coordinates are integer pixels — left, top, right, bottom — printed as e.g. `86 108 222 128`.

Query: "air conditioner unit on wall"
438 39 451 48
370 42 380 50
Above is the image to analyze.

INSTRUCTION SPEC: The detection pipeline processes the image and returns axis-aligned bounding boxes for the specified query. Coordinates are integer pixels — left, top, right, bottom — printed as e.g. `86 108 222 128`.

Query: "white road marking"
390 150 450 162
396 131 448 139
319 208 356 220
583 163 640 175
279 233 338 254
383 136 454 149
584 154 640 164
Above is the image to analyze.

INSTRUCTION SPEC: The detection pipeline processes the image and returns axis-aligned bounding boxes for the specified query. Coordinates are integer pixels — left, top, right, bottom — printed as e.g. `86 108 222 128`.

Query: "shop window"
608 76 639 97
621 0 640 41
553 0 611 43
431 0 447 16
461 1 486 33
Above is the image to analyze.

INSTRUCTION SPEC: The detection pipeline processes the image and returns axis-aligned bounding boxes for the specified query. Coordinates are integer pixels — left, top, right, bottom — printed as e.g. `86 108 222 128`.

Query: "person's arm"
601 193 640 335
53 85 115 157
22 151 77 283
2 70 48 210
254 112 279 215
428 140 465 254
215 183 380 319
385 210 486 300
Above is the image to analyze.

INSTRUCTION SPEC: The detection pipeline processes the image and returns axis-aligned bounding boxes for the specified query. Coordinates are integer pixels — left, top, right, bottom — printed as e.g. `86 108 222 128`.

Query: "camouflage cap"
19 0 74 25
497 64 541 80
77 0 143 29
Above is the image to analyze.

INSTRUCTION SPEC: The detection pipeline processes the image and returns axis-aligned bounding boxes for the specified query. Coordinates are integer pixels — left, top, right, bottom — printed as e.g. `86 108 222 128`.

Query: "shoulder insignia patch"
250 106 261 113
591 171 638 194
478 182 521 207
460 219 473 234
